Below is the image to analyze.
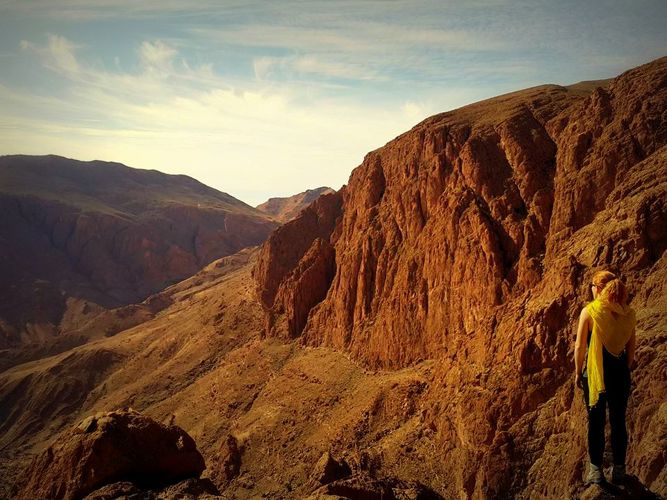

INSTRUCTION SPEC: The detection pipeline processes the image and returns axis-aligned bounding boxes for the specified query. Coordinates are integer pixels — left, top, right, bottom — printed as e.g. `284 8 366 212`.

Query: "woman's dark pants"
582 349 631 467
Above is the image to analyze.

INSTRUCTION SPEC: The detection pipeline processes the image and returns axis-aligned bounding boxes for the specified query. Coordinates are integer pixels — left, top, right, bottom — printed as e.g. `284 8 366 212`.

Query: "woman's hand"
575 372 583 389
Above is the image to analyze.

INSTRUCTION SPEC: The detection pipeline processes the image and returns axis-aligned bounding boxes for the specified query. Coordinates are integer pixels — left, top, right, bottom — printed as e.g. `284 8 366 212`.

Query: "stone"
311 452 352 485
16 409 206 500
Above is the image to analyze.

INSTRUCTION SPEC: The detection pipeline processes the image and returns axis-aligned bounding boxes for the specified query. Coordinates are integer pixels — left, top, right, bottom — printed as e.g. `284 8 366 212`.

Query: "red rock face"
254 57 667 495
252 191 343 338
255 57 666 366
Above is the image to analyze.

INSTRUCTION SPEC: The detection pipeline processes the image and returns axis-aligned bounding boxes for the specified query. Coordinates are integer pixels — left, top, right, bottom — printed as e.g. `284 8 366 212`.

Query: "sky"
0 1 665 207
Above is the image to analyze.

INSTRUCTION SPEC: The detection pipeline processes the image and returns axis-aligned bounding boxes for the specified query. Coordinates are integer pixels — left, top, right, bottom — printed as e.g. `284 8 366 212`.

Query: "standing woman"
574 270 637 485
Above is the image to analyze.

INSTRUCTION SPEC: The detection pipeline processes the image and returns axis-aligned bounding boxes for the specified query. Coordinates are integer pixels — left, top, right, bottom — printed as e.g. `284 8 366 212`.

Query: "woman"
574 270 637 485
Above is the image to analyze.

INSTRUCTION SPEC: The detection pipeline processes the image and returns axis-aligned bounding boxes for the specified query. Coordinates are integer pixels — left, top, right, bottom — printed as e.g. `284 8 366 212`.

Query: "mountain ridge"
0 154 258 215
0 154 279 350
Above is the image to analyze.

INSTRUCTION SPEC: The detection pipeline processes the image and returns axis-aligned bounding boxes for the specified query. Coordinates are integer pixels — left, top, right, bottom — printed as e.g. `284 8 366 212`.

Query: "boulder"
16 409 206 500
308 473 443 500
311 451 352 485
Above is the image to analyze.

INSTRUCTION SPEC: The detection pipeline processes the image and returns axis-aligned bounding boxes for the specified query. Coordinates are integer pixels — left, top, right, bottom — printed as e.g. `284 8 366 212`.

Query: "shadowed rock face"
15 409 206 500
252 191 343 339
254 56 667 496
0 155 278 348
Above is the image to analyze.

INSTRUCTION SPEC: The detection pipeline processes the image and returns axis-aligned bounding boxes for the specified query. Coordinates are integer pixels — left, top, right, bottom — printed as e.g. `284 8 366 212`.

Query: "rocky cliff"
253 191 343 339
255 186 336 223
0 155 278 348
254 57 667 496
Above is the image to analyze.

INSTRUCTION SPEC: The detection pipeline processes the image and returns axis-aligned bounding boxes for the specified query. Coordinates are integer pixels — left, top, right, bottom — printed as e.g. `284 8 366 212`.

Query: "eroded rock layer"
253 191 343 338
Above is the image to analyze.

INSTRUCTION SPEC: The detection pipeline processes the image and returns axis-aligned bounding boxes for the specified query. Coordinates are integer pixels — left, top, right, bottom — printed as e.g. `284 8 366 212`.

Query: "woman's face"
591 283 599 299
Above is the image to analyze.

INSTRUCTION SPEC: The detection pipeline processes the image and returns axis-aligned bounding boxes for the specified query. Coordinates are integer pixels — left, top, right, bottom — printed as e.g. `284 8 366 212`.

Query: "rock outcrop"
307 472 443 500
254 56 667 497
0 155 278 348
15 409 206 500
83 477 221 499
311 451 352 486
256 187 336 223
252 190 343 338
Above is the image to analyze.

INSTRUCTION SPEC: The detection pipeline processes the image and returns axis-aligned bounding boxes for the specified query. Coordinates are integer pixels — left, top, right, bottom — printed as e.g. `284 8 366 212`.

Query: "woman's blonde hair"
592 270 628 305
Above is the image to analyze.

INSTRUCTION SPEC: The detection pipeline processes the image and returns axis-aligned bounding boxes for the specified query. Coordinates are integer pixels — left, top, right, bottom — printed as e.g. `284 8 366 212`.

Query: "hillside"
0 155 278 352
256 186 336 223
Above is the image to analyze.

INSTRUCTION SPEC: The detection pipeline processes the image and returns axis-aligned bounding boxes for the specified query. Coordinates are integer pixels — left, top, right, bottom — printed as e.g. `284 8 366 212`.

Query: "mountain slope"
0 155 278 349
255 186 336 223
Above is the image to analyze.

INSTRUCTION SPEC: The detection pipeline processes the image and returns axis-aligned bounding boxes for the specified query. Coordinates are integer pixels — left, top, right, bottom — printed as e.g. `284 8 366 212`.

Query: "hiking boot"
611 464 626 484
586 463 605 484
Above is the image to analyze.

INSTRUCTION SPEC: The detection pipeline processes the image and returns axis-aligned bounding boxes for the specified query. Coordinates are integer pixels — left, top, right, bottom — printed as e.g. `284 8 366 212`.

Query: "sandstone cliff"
253 191 343 339
255 186 336 223
254 57 667 496
0 155 278 349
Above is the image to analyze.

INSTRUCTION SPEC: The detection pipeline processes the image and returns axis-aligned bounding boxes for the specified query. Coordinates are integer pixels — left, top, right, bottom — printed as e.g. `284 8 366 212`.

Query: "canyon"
0 56 665 499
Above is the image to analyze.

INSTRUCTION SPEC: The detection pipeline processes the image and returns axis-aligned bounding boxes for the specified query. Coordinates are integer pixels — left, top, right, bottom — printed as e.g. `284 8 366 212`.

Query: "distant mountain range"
0 154 281 349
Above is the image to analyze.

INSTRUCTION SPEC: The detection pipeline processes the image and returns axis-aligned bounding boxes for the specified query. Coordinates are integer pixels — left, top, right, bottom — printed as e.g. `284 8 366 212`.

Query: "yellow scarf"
586 297 636 407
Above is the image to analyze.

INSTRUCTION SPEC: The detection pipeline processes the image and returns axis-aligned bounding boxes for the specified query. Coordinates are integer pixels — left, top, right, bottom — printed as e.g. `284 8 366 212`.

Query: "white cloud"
20 34 81 74
1 0 254 20
138 40 177 75
292 56 378 80
192 18 515 59
402 101 425 121
253 57 274 81
254 55 380 81
48 34 80 73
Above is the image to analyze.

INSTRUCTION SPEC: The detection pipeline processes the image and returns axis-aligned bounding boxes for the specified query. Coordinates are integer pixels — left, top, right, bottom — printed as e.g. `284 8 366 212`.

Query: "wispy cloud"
2 1 665 205
192 21 511 55
138 40 177 74
3 33 446 204
1 0 256 20
20 34 81 74
254 55 382 81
